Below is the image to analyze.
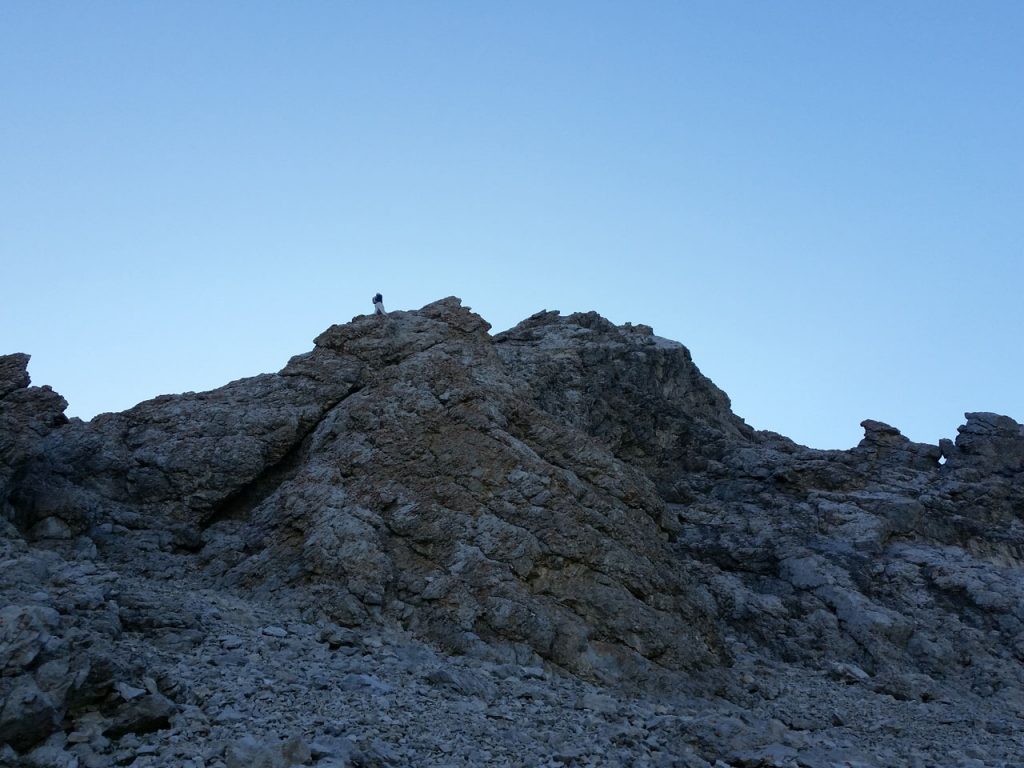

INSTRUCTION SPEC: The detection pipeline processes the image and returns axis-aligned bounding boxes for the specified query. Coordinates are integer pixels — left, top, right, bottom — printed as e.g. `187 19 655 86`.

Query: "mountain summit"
3 297 1023 765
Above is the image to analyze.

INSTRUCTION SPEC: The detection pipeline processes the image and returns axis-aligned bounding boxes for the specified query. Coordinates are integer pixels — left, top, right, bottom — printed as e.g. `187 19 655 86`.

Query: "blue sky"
2 2 1021 449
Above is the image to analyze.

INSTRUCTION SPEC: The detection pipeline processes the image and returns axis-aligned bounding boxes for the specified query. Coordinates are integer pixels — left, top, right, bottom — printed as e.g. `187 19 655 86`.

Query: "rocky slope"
2 297 1023 767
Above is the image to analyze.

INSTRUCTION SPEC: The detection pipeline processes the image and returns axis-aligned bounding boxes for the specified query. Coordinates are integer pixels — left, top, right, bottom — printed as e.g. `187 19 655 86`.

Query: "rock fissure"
201 384 366 531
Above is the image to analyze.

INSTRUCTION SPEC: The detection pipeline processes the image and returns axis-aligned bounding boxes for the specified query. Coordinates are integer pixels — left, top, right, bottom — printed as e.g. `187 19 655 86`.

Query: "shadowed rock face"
493 310 755 500
208 299 727 678
0 353 68 535
3 300 738 681
3 297 1024 757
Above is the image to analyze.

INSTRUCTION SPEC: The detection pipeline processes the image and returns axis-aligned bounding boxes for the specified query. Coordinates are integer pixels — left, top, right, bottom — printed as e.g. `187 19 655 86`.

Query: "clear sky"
2 2 1021 449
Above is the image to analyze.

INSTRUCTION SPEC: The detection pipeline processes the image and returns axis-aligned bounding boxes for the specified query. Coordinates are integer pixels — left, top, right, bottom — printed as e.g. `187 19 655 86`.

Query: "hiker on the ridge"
372 293 386 315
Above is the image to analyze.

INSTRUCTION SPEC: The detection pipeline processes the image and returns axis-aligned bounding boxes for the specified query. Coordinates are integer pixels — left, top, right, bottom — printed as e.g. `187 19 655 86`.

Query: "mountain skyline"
3 2 1022 449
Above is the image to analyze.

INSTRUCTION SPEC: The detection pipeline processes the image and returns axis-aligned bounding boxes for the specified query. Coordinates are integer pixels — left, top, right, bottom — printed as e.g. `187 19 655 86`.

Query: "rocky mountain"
2 297 1022 767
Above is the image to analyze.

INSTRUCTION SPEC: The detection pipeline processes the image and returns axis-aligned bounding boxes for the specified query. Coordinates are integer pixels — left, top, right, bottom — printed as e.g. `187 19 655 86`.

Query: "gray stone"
29 516 73 540
423 667 498 702
0 678 60 751
280 734 311 765
339 673 393 695
0 604 61 674
225 735 287 768
115 682 147 701
24 739 81 768
214 707 246 723
317 624 360 648
103 693 178 739
309 735 357 761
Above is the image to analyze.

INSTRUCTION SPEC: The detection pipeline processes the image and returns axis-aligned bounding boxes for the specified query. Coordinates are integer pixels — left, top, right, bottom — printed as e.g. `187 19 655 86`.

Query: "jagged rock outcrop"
0 354 69 536
10 348 363 544
3 297 1024 765
493 310 753 487
206 299 726 679
7 300 732 683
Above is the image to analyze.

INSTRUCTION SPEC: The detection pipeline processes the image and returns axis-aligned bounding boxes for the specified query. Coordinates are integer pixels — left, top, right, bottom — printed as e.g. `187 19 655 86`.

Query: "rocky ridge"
2 297 1023 767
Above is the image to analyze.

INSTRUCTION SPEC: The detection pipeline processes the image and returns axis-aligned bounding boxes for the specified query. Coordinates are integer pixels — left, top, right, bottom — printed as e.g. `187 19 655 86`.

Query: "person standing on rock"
372 293 386 315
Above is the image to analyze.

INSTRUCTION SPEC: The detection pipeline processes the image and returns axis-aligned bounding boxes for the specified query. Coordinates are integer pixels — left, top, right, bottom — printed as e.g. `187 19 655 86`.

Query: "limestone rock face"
493 311 755 500
214 299 726 678
0 353 32 398
3 297 1024 764
0 354 68 531
6 300 733 681
945 411 1024 473
11 348 363 539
